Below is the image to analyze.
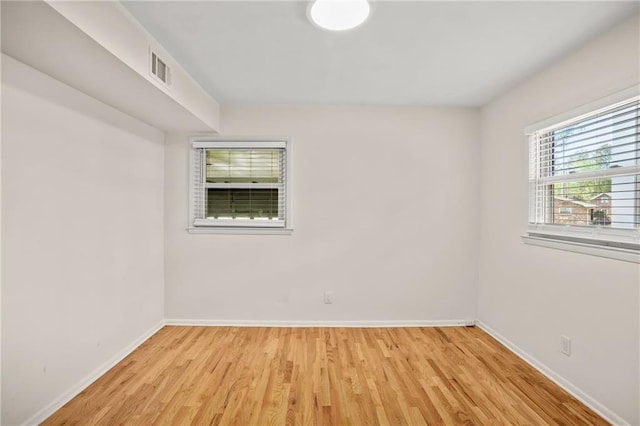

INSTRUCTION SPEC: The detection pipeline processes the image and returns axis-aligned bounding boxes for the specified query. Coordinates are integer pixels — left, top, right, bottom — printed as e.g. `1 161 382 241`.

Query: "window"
526 89 640 252
189 137 292 233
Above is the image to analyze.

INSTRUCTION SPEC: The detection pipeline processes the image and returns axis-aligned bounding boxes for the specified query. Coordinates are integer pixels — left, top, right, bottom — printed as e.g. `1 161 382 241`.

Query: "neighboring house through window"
526 88 639 253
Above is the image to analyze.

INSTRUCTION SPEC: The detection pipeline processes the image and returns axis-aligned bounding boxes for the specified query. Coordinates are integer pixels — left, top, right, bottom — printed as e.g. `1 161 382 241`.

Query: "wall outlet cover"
561 335 571 356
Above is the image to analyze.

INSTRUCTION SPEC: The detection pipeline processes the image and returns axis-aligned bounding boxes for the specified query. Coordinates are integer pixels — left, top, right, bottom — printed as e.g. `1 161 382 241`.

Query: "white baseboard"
23 319 625 425
165 318 476 328
22 320 166 426
477 321 629 426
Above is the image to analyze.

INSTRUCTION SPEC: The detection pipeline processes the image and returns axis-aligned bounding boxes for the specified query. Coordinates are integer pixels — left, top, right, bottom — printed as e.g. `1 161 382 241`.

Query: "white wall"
1 54 165 425
1 1 218 134
47 0 220 131
165 106 480 323
478 15 639 425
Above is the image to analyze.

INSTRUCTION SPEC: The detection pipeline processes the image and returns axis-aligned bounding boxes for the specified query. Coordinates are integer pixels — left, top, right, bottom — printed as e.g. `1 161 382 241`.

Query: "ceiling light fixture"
308 0 370 32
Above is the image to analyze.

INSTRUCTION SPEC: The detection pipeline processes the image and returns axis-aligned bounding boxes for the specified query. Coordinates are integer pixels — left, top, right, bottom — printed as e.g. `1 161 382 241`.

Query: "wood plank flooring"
43 326 607 425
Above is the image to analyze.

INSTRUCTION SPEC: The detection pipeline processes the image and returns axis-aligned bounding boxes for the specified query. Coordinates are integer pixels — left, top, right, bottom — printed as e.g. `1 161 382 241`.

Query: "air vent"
150 49 171 87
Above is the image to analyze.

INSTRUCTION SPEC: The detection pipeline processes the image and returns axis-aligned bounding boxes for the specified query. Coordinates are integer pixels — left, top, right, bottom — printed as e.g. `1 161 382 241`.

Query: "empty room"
1 0 639 425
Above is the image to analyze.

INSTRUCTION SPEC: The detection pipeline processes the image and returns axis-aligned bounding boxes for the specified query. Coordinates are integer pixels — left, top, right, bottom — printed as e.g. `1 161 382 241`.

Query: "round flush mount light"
308 0 370 32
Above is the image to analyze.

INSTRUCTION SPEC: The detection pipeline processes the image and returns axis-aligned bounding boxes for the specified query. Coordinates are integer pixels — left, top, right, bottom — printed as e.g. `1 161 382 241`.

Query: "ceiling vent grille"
150 49 171 87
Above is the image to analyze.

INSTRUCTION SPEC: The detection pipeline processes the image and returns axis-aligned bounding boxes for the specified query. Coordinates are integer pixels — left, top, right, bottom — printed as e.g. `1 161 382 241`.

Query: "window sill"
188 227 293 235
522 234 640 263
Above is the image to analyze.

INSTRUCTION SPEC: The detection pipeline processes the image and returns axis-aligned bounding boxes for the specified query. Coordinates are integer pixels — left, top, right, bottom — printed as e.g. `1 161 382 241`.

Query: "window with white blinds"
189 138 291 231
527 91 640 249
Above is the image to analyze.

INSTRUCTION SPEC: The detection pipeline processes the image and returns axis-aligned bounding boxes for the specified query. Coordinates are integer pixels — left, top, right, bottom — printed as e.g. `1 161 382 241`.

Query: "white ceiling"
122 1 638 107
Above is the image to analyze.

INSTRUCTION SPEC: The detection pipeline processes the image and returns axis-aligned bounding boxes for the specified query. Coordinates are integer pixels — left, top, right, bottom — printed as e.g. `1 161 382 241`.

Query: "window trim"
524 86 639 135
524 85 640 261
521 234 640 263
188 136 293 235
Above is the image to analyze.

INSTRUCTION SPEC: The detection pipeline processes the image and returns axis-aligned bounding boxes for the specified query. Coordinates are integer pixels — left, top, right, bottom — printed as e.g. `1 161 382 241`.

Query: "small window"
527 91 640 250
189 138 292 232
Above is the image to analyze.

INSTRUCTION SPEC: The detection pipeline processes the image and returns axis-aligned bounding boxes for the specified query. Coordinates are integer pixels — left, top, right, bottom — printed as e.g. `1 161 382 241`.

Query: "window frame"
188 136 293 235
523 86 640 262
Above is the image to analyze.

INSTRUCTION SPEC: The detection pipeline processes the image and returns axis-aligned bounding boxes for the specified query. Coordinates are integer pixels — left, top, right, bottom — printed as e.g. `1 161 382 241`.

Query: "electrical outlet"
561 335 571 356
324 291 333 304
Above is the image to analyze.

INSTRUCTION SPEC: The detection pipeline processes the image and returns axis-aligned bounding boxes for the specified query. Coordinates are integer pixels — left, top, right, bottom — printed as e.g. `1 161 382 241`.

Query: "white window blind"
527 93 640 248
190 138 290 230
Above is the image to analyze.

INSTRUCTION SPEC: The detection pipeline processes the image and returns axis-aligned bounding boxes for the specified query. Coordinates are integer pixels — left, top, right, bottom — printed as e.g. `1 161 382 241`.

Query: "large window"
527 91 639 251
189 138 291 232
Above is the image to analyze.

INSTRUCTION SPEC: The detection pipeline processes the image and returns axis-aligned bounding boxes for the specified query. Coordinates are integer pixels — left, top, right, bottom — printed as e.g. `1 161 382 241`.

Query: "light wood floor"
44 326 607 425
